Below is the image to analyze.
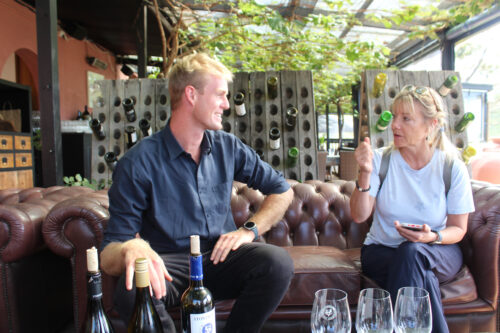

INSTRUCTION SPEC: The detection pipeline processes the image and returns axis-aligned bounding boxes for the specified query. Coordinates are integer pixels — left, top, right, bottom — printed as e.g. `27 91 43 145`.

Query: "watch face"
244 221 256 229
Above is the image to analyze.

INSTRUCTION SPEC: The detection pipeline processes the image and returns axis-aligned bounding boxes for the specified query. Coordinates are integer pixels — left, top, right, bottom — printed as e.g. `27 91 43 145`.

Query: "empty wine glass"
356 288 393 333
394 287 432 333
311 288 351 333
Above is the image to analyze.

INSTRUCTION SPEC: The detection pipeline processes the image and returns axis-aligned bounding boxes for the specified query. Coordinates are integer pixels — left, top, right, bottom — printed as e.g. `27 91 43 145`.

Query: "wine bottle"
438 75 458 97
139 119 152 137
234 92 246 116
461 145 476 164
269 127 281 150
90 119 106 140
83 246 115 333
76 110 83 120
104 152 118 172
123 98 137 122
128 258 163 333
125 126 138 149
454 112 474 133
267 76 278 99
82 105 92 121
375 110 393 132
287 147 299 168
285 107 298 131
181 235 216 333
371 73 387 98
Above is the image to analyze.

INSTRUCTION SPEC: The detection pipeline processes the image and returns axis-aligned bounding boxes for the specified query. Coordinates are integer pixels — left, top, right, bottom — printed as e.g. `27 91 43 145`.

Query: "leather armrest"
0 202 49 262
461 181 500 309
43 196 109 258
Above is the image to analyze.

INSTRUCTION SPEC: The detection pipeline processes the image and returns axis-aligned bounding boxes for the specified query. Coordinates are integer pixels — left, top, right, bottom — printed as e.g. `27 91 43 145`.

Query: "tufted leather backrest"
231 179 371 249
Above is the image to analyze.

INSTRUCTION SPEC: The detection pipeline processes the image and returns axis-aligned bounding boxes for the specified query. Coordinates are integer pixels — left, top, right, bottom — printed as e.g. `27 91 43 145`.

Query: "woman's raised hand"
355 137 373 174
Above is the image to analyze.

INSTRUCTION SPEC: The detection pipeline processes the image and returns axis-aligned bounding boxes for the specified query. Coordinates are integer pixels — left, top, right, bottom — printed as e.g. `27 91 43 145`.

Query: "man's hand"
120 239 172 299
394 221 436 243
210 228 255 264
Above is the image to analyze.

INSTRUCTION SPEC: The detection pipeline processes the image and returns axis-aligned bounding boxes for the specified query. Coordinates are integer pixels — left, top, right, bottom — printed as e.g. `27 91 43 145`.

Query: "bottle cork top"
86 246 99 273
135 258 148 273
190 235 200 255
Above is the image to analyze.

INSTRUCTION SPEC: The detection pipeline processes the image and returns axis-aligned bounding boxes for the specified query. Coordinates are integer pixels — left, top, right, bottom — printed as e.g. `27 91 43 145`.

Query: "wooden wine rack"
90 71 317 184
358 70 468 150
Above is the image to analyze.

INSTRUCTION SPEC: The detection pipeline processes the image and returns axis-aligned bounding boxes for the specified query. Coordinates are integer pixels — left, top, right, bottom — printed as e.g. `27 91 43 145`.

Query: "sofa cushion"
441 265 478 305
281 246 360 306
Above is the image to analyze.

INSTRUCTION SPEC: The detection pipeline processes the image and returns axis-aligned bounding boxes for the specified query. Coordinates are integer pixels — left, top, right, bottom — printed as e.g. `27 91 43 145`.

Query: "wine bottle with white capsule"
83 246 115 333
181 235 216 333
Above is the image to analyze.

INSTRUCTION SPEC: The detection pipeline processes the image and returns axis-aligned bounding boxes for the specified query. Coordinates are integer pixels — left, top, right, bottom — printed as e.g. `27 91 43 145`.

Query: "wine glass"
311 288 351 333
394 287 432 333
356 288 393 333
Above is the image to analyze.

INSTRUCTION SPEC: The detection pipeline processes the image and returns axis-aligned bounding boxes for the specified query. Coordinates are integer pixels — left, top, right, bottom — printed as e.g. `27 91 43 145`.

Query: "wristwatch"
242 221 259 241
431 230 443 244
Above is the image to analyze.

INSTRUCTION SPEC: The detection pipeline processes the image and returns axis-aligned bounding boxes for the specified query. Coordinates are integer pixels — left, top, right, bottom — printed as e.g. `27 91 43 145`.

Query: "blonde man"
101 53 294 332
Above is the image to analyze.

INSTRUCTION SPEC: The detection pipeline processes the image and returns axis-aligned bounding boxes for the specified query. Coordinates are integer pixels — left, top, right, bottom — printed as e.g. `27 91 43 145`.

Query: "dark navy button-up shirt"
102 121 290 254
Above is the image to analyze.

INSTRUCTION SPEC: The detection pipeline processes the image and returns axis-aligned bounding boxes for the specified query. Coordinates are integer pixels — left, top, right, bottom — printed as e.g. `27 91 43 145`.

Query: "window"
455 22 500 142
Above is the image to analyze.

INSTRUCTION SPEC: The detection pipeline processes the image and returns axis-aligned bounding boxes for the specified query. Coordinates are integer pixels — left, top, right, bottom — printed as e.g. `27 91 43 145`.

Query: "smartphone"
400 223 424 231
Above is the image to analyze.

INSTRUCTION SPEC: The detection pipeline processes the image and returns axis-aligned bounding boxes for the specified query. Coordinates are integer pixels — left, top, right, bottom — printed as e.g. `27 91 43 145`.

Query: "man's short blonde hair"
168 53 233 109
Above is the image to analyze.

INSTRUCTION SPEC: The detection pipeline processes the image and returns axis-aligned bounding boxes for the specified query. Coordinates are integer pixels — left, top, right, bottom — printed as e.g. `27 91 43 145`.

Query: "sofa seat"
42 179 500 333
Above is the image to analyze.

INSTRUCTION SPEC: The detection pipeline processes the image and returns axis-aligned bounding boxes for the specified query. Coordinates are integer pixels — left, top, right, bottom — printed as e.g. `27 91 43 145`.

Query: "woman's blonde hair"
391 85 457 156
168 53 233 109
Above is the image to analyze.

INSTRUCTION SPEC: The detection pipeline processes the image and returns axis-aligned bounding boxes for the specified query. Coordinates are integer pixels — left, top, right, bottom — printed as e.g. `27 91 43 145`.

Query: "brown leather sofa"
0 186 102 333
42 179 500 333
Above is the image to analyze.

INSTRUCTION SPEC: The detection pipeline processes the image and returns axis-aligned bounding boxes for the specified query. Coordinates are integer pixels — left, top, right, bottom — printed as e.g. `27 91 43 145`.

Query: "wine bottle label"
376 123 389 132
130 131 137 142
438 85 451 97
190 308 216 333
269 138 280 150
235 103 246 116
190 255 203 281
88 274 103 299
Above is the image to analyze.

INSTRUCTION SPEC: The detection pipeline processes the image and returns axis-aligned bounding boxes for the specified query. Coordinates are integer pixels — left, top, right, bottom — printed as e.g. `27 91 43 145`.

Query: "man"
100 53 294 332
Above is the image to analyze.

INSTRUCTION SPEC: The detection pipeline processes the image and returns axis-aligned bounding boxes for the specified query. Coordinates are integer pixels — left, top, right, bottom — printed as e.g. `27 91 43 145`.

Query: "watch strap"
242 221 259 241
430 230 443 244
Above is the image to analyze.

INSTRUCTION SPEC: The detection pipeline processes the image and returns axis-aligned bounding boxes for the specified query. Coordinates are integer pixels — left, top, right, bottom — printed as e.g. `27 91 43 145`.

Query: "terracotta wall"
0 0 118 120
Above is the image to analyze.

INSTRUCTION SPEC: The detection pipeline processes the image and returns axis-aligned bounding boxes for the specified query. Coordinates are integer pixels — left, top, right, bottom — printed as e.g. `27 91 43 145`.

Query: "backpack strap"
378 147 392 190
443 154 454 197
378 147 454 198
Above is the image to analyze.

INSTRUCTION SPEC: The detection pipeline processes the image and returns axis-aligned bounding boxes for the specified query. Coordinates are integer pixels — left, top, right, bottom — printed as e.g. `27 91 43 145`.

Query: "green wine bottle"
454 112 474 133
83 247 115 333
287 147 299 168
267 76 278 99
181 235 216 333
127 258 163 333
375 110 393 132
438 75 458 97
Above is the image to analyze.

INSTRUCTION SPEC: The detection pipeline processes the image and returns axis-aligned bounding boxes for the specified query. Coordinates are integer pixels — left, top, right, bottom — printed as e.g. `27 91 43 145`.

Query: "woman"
350 85 474 333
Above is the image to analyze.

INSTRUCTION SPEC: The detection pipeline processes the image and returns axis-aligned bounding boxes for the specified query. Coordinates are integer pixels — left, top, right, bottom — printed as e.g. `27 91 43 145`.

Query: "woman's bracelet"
355 180 371 192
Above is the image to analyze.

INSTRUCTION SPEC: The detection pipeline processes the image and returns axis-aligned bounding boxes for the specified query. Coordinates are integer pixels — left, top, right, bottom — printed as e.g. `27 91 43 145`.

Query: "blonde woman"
350 85 474 333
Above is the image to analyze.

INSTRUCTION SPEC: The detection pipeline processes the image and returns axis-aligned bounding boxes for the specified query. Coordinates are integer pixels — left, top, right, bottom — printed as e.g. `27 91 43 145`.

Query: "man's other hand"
211 228 255 264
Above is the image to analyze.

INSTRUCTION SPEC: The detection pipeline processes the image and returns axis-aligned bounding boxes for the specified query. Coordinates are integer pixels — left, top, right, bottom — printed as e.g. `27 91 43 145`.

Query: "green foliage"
63 174 110 190
171 0 496 114
32 129 42 151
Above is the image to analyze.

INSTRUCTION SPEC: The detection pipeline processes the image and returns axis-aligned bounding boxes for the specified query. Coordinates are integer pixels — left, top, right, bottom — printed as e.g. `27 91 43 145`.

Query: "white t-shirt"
364 148 475 248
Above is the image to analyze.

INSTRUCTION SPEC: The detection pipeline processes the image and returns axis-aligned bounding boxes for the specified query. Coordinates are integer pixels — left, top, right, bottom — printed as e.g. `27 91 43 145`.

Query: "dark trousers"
114 242 294 333
361 242 463 333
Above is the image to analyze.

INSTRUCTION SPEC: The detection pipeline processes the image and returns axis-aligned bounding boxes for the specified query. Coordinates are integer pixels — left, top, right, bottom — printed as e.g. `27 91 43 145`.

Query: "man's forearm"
250 187 294 235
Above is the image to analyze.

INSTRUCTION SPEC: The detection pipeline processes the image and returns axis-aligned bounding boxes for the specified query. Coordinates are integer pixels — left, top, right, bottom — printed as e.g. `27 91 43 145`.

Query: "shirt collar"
163 119 212 160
